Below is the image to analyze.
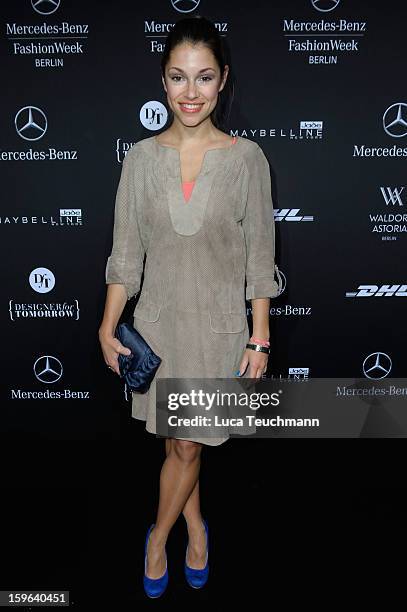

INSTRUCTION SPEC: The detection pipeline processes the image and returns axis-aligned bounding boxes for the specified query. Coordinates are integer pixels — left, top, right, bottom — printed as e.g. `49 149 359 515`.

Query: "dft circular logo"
29 267 56 293
31 0 61 15
140 101 168 131
311 0 340 11
383 103 407 138
15 106 48 141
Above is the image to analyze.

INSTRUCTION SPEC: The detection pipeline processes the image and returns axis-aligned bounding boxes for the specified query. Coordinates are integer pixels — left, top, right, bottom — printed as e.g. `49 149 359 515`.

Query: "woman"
98 16 282 598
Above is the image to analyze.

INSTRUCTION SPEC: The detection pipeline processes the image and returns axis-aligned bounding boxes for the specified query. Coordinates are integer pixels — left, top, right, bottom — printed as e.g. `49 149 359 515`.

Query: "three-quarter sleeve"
105 149 146 301
242 144 282 300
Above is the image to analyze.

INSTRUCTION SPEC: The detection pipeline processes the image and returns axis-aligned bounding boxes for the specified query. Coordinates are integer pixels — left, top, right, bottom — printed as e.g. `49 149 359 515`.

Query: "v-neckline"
154 135 238 205
152 135 241 236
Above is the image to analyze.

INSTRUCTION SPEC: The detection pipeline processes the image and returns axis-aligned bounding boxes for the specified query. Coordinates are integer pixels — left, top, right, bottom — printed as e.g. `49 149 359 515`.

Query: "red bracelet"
250 335 270 347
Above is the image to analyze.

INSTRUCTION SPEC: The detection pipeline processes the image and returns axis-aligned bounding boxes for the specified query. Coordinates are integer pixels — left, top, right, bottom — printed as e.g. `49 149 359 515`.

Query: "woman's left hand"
237 348 268 378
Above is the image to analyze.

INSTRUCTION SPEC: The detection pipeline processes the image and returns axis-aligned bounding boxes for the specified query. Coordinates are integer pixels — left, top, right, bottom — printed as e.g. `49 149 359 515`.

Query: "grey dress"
105 135 283 446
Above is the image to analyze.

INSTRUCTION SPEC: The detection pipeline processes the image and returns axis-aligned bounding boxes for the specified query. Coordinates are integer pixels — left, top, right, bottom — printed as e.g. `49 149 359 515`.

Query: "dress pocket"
209 312 246 333
133 301 161 322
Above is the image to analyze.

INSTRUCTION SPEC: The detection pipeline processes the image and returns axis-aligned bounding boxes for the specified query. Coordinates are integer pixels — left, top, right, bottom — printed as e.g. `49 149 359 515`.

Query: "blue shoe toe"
184 518 209 589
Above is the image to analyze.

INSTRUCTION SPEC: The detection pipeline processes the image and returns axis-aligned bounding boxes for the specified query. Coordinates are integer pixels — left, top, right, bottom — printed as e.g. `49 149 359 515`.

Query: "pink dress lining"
182 136 238 202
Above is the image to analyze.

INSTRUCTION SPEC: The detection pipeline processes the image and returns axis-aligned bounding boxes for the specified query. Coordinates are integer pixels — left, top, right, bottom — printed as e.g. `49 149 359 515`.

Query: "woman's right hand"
98 329 132 376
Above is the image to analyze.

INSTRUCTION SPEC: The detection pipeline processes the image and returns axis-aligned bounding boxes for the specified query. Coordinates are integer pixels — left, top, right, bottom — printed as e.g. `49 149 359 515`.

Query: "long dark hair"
160 15 235 132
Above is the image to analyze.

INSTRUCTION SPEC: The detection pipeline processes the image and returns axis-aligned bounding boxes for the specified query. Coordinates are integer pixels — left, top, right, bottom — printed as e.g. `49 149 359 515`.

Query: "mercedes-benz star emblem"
311 0 340 12
31 0 61 16
171 0 201 14
362 352 392 380
34 355 63 384
15 106 48 141
383 103 407 138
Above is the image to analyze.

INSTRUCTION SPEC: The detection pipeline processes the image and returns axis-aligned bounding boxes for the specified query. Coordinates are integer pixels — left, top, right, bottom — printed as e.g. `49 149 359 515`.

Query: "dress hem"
130 413 228 446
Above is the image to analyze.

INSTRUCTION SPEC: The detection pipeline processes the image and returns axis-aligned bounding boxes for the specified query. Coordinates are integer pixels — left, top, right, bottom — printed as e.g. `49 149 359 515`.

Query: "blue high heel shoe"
184 518 209 589
143 523 168 598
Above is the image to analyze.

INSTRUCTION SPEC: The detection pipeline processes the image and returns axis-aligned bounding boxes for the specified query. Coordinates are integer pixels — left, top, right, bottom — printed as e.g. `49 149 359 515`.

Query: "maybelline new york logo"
0 106 78 162
9 266 80 321
6 0 89 69
237 122 323 141
283 0 367 65
353 103 407 157
0 208 83 227
289 367 310 379
266 367 310 381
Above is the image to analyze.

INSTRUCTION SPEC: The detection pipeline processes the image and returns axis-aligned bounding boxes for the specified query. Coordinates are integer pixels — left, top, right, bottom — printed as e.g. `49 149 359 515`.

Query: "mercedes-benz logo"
31 0 61 16
362 352 392 380
311 0 340 12
383 103 407 138
171 0 200 14
15 106 47 141
34 355 63 384
276 268 286 296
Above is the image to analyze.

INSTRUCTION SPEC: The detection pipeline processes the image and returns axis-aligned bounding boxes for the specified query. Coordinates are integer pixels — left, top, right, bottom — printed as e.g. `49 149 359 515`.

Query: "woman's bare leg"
165 438 207 569
165 438 201 525
145 437 205 578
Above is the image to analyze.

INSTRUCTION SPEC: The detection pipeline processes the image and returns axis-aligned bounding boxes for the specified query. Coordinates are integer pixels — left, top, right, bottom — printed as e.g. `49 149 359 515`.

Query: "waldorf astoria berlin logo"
15 106 47 141
31 0 61 15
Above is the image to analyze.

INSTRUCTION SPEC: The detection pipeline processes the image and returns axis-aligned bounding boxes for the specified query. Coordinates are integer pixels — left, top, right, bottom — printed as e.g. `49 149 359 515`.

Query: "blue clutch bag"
114 322 162 394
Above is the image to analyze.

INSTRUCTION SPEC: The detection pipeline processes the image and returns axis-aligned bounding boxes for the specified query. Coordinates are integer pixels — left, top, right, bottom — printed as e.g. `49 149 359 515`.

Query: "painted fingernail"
234 370 241 376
